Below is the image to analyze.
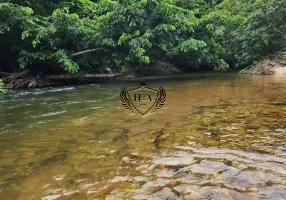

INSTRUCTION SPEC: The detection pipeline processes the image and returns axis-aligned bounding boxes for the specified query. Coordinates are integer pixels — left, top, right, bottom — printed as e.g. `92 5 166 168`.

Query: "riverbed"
0 72 286 200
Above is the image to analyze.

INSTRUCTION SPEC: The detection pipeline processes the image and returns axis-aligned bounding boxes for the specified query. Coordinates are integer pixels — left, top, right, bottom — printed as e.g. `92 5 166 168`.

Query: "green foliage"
174 39 207 53
18 50 79 73
0 79 7 93
202 0 286 67
0 3 34 34
0 0 285 74
216 59 229 72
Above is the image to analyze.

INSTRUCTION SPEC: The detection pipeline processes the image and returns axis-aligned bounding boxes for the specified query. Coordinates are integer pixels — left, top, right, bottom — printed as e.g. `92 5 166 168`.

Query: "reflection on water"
0 73 286 199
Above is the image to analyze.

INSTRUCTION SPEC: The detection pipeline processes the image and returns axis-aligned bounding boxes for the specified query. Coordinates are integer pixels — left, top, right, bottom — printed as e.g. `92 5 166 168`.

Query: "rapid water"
0 73 286 200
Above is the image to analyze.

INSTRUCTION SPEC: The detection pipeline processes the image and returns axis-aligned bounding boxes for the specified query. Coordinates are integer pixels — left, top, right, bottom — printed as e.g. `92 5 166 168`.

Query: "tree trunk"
1 70 36 89
1 67 140 89
45 68 139 80
2 70 30 82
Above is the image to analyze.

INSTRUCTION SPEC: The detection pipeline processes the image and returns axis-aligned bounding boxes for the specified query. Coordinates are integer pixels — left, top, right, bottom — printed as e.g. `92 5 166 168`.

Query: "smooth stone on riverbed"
142 178 177 190
274 128 286 132
110 175 131 183
183 186 258 200
156 169 179 178
204 132 212 136
121 157 130 163
189 160 229 174
151 187 178 200
222 170 278 191
258 186 286 200
153 156 196 166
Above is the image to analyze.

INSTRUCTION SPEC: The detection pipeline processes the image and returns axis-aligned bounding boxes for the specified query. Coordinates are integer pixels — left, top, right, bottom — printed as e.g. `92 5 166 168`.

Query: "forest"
0 0 286 89
1 1 286 199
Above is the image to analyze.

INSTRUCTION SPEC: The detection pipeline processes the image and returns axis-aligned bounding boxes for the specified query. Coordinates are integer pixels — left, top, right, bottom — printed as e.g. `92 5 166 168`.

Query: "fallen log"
1 70 34 89
1 67 142 89
2 70 30 82
45 68 140 80
1 68 140 89
0 72 14 78
45 73 115 80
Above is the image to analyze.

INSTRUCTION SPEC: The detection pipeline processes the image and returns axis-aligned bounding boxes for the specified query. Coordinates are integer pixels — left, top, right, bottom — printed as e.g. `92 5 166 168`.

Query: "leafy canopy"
0 0 285 74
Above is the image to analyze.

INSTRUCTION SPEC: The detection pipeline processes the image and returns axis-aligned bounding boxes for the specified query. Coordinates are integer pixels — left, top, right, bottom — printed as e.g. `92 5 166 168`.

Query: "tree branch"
71 48 104 57
271 25 286 40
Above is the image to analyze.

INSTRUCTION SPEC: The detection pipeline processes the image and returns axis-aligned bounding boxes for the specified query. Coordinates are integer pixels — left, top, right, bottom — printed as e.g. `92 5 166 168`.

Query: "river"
0 73 286 200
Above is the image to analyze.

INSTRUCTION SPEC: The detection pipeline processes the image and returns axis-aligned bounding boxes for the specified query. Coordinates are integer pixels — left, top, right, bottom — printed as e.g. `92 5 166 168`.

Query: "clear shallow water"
0 72 286 200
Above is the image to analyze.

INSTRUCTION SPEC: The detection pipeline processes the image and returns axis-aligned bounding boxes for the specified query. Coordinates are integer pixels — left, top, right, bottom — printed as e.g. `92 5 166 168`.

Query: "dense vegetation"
0 79 7 93
0 0 285 77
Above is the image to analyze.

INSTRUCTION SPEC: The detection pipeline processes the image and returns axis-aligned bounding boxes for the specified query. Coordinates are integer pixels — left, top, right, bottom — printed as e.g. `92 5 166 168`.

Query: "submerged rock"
153 154 196 166
189 160 229 174
223 170 278 191
150 187 178 200
121 157 130 163
204 132 212 136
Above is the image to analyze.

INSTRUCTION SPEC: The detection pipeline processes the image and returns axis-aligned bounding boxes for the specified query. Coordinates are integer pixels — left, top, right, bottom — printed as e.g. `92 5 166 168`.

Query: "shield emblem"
120 83 166 115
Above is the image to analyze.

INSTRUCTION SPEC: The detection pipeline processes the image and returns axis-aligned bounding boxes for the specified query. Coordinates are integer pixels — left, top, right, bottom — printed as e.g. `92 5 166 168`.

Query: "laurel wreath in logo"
150 86 166 113
120 86 136 113
120 86 166 115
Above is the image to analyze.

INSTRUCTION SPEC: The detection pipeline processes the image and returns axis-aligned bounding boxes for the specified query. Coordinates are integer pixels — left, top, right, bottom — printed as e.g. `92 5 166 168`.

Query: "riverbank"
1 56 286 91
239 53 286 75
0 61 182 90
